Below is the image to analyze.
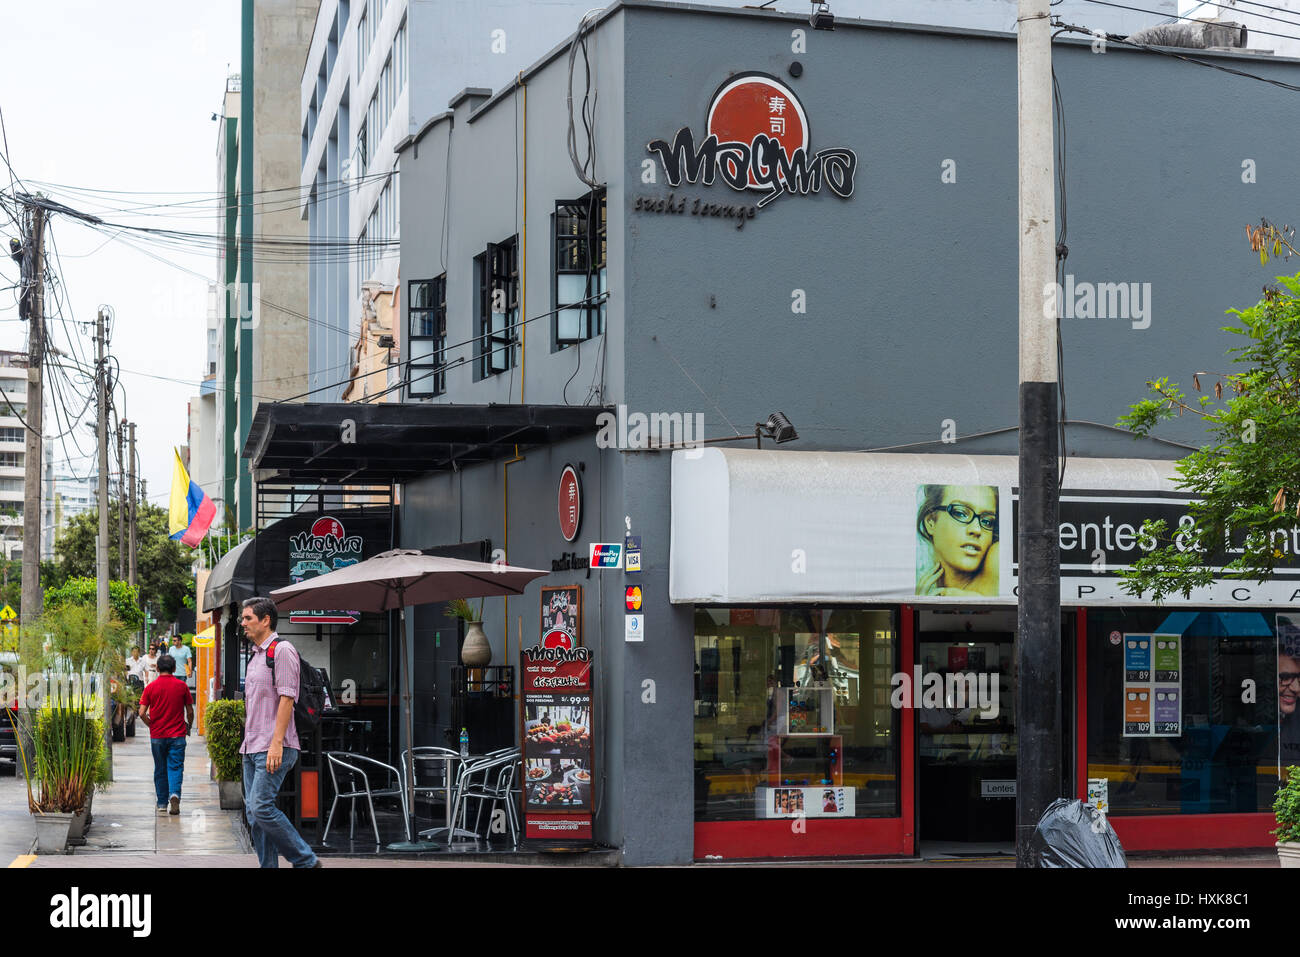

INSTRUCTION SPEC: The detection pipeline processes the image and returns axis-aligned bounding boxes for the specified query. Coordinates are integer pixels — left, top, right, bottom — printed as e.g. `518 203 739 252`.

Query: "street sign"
0 604 16 621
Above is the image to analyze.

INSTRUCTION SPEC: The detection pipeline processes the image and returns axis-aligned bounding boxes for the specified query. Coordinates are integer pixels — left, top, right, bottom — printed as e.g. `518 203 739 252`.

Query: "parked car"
109 675 139 742
0 710 16 776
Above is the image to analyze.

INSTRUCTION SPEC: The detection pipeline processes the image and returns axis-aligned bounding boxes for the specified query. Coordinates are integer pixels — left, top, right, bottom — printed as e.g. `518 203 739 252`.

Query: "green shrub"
1274 767 1300 843
205 699 245 782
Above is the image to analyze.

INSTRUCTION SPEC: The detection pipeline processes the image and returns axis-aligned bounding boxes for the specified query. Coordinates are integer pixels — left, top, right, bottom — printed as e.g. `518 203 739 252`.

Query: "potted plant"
17 604 127 854
1274 766 1300 867
205 698 246 809
447 598 491 667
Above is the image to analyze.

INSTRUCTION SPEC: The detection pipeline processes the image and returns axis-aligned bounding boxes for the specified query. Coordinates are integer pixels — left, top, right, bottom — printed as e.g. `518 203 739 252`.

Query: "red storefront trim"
1108 812 1275 851
900 603 915 855
1075 606 1088 799
694 818 909 860
692 605 914 861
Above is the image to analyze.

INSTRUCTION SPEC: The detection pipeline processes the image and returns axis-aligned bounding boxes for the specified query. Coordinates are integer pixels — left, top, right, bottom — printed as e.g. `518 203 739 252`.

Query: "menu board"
520 644 594 844
1122 633 1182 737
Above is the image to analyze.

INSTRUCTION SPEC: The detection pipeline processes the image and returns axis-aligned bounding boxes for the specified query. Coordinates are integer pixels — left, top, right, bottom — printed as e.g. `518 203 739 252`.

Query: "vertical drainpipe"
503 75 528 671
238 0 255 529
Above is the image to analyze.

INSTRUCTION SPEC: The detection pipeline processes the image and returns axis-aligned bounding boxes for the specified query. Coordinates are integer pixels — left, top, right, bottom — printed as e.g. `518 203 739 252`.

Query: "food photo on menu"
524 757 592 809
523 704 592 754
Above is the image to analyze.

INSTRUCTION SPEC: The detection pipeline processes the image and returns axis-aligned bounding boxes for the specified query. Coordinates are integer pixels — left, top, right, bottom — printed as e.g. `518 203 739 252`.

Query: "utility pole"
1016 0 1062 867
20 204 46 628
95 308 110 625
116 425 125 580
128 421 137 587
96 306 113 779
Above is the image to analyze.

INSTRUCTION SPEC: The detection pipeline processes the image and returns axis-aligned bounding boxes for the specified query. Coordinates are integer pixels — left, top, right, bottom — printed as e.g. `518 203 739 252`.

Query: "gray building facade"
391 1 1300 864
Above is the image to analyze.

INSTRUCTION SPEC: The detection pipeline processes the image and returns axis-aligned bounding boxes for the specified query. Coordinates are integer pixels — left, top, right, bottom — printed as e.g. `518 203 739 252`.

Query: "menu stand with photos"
760 683 853 819
519 643 595 850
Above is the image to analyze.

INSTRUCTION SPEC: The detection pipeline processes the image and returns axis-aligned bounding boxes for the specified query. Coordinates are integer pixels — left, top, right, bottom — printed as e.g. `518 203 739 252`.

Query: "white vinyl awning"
669 448 1300 606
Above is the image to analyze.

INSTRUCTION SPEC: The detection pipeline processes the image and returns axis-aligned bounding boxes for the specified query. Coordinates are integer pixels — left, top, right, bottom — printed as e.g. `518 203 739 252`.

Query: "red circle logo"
558 465 581 543
542 628 574 650
707 73 809 191
311 517 344 539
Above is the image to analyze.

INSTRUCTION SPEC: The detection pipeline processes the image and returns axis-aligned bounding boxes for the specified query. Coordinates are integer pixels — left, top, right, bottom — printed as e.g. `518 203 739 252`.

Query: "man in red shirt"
137 654 195 815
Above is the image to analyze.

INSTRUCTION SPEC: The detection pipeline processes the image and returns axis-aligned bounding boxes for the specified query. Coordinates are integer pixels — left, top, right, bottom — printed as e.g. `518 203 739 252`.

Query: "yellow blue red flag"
168 448 215 546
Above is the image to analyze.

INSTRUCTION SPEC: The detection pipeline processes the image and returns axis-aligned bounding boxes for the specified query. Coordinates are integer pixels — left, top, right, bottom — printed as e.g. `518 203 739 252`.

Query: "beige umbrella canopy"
270 548 549 848
270 549 548 611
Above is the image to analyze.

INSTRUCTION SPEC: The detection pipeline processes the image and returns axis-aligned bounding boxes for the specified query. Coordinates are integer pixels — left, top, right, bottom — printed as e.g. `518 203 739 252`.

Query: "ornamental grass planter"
218 780 244 810
65 804 90 846
31 810 77 855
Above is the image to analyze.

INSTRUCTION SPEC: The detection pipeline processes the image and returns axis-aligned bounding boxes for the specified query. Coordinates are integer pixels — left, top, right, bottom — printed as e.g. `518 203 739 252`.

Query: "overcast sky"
0 0 240 510
0 0 1206 518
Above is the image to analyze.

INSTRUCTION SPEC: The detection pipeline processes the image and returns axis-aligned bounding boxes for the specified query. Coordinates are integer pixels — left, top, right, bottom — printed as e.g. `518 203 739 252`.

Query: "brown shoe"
168 794 180 815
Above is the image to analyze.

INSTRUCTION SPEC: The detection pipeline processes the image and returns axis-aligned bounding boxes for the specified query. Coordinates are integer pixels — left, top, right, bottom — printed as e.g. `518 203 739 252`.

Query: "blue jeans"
150 737 186 807
242 749 318 868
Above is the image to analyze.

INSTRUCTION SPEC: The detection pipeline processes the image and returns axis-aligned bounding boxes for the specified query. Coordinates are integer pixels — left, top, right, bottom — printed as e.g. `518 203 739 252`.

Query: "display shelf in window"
779 683 834 735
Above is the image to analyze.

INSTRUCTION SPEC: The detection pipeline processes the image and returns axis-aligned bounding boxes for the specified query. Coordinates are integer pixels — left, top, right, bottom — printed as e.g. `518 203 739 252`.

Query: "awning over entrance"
243 402 611 484
669 448 1300 606
201 538 256 612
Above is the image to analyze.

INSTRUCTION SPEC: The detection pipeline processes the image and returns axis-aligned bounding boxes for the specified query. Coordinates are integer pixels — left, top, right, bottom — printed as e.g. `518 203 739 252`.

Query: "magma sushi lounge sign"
637 72 857 224
520 646 594 845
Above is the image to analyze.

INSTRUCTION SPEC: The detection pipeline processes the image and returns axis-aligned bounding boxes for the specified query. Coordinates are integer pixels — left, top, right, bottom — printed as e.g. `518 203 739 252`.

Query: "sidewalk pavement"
5 726 250 867
2 733 1280 868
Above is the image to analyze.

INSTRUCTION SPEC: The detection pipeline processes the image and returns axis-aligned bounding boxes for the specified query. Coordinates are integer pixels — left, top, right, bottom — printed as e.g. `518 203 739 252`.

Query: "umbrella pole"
388 587 428 850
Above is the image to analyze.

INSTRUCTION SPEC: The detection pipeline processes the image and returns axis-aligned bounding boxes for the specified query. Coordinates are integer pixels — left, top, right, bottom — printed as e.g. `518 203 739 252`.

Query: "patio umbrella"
269 548 549 847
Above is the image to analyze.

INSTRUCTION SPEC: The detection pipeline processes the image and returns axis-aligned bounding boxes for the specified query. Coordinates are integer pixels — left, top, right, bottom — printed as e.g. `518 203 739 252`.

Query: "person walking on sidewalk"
137 654 195 815
239 596 321 869
169 634 194 690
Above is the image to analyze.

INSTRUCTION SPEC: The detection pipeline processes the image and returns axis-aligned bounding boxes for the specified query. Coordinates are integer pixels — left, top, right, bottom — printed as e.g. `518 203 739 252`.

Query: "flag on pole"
168 448 216 546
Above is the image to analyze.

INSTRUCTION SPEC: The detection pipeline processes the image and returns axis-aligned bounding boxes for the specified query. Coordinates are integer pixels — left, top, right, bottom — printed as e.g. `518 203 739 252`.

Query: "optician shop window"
694 607 899 823
1086 607 1289 816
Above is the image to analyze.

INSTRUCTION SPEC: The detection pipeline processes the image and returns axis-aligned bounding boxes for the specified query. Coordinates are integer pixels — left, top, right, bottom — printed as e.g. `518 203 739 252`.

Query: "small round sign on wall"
558 464 582 543
1109 630 1123 646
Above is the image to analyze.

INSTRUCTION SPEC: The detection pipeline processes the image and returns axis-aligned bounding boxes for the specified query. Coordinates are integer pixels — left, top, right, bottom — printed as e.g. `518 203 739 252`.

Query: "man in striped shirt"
239 596 321 869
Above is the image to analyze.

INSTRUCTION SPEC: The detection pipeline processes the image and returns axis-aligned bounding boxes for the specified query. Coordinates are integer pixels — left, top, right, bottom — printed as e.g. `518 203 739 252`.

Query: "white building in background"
299 0 1176 402
1187 0 1300 56
0 352 26 561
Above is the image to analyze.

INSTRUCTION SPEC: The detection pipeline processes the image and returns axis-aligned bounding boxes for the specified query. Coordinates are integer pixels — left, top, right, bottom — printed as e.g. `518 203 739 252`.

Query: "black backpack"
265 639 328 735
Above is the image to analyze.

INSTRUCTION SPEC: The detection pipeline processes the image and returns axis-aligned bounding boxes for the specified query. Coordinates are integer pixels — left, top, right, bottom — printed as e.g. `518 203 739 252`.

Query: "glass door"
916 630 1017 843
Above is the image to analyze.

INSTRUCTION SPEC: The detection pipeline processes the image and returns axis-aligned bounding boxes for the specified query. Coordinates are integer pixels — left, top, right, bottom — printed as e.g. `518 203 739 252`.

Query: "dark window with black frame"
554 189 607 347
476 237 519 378
408 275 446 397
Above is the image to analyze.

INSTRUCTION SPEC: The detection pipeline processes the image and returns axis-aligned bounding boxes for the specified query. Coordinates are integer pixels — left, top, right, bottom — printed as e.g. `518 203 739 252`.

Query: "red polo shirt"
138 674 192 739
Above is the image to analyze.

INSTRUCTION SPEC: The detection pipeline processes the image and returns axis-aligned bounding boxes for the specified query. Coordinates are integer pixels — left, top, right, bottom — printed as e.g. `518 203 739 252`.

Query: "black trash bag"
1029 797 1127 868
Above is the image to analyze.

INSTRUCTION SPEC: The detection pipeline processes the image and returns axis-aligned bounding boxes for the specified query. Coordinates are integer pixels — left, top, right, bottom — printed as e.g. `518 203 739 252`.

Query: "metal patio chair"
446 752 519 844
323 752 406 846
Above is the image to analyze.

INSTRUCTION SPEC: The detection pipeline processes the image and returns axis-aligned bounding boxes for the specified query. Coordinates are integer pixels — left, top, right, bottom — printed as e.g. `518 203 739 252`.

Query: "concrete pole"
128 421 137 588
116 425 125 580
96 308 109 626
1016 0 1062 867
20 204 45 627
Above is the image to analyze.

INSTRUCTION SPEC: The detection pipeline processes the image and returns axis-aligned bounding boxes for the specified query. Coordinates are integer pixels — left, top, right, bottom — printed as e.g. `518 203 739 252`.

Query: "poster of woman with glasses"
915 484 1000 597
1276 616 1300 770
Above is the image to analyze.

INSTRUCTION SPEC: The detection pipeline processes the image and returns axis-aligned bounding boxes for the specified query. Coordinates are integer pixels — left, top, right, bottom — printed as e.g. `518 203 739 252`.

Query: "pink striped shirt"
240 633 301 753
